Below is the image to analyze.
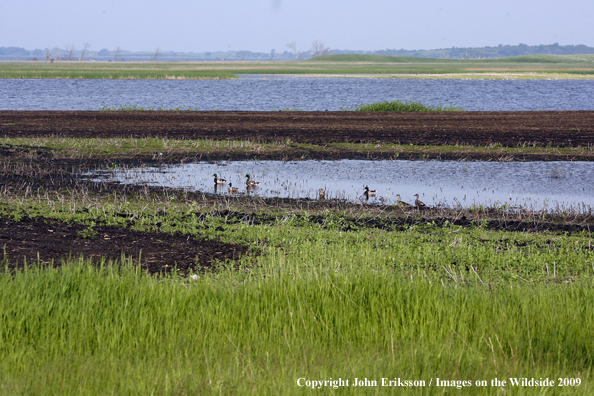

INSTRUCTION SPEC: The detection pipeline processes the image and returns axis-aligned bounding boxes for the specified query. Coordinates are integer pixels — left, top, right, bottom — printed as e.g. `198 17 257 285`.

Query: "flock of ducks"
212 174 427 209
213 173 260 194
366 186 427 209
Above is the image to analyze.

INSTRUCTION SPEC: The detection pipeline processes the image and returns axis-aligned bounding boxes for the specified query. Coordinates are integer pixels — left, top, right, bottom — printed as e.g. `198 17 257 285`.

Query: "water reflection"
89 160 594 211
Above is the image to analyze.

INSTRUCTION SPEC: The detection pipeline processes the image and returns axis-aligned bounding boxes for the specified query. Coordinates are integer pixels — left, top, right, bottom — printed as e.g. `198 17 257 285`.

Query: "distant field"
1 54 594 79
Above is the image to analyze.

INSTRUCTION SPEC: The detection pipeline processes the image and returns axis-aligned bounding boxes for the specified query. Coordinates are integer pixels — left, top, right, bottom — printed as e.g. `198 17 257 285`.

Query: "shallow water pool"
89 160 594 211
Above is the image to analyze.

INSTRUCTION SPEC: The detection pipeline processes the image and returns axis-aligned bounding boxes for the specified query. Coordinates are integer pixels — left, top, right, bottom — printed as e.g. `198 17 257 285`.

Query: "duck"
212 173 226 184
414 194 427 209
245 174 260 186
318 189 325 199
364 186 376 198
228 183 238 194
395 194 412 207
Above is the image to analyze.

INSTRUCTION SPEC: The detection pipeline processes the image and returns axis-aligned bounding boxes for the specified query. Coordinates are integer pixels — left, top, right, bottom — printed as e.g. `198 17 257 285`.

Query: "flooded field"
91 159 594 211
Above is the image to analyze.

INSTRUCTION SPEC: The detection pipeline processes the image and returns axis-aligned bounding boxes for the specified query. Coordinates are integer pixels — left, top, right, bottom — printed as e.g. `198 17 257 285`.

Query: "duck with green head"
245 174 260 186
212 174 226 184
364 186 376 198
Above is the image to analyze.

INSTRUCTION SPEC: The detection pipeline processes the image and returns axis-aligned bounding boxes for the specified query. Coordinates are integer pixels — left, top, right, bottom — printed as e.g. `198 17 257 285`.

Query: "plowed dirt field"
2 111 594 147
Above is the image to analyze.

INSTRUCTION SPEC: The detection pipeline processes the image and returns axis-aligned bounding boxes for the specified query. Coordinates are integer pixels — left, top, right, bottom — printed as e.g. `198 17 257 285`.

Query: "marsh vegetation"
1 186 594 394
1 110 594 393
1 54 594 80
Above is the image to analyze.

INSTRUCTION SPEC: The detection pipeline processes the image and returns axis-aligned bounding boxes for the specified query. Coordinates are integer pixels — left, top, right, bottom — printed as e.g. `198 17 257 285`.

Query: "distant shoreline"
1 55 592 80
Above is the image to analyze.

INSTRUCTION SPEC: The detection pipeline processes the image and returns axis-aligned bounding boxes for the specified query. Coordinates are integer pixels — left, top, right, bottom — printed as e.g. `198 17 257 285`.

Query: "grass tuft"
346 100 464 112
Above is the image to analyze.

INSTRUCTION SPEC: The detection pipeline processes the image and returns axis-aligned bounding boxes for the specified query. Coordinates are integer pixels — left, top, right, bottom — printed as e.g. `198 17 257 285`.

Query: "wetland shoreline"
2 110 594 272
2 110 594 393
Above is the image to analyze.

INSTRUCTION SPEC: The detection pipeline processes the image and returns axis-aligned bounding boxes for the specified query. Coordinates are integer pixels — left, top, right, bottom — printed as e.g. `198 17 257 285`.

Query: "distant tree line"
2 43 594 61
0 47 45 56
345 43 594 59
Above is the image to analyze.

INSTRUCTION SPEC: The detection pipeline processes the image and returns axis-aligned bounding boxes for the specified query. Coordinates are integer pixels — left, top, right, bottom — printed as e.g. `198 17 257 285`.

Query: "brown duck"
414 194 427 209
395 194 412 207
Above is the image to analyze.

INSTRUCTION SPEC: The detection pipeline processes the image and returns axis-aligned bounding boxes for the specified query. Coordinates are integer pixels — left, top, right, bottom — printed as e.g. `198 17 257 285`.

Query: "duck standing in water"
395 194 412 207
414 194 427 210
228 183 238 194
364 186 376 199
245 174 260 186
213 173 226 184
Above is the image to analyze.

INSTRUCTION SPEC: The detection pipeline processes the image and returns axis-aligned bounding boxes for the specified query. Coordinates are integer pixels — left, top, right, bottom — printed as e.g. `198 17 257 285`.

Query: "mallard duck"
364 186 376 198
212 173 226 184
245 174 260 186
318 189 325 199
395 194 412 207
414 194 427 209
228 183 238 194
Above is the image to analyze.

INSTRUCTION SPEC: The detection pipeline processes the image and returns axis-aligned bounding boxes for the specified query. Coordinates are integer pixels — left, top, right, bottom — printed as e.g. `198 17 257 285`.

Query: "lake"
2 76 594 111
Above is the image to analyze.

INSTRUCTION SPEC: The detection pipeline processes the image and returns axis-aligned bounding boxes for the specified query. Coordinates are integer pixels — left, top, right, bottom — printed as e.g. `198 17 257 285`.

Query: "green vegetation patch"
0 61 237 80
349 100 464 112
2 55 594 80
2 137 594 162
1 195 594 394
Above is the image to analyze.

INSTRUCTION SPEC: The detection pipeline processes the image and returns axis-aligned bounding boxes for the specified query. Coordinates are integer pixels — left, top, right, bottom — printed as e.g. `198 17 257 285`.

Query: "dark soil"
208 209 594 234
1 211 588 276
2 110 594 147
0 217 251 274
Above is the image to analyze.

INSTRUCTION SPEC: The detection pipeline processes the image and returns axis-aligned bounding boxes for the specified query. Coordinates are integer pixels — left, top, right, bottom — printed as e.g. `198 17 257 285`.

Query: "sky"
1 0 593 53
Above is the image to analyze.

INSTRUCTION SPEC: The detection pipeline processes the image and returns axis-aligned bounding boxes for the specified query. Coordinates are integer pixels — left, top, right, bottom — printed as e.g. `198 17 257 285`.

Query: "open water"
90 160 594 211
2 76 594 111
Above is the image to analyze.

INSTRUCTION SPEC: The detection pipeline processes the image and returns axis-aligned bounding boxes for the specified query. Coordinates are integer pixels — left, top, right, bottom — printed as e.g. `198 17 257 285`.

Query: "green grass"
2 261 593 395
349 100 464 112
312 53 594 65
2 55 594 79
1 195 594 394
0 61 237 80
3 137 593 161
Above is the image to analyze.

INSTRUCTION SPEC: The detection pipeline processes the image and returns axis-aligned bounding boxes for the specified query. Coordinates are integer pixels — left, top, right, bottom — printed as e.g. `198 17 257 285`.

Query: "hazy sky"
1 0 593 53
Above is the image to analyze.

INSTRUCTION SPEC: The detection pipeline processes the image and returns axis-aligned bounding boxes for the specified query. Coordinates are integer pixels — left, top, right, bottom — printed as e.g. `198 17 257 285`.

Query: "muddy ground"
2 110 594 272
0 216 251 274
2 111 594 147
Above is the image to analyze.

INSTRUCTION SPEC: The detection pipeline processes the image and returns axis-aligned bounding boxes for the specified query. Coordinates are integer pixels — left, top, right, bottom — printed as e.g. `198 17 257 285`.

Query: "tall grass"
1 192 594 394
1 257 593 395
348 100 464 112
